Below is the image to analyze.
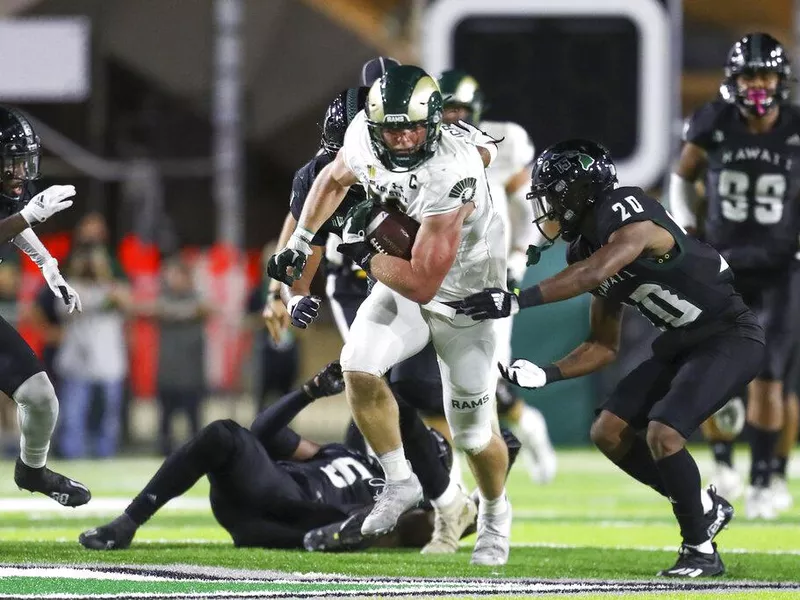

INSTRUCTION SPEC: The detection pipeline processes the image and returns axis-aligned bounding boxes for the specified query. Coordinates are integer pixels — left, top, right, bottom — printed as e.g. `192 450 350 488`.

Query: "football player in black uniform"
78 360 475 552
79 362 375 549
458 139 766 577
670 33 800 518
261 65 477 554
0 106 91 508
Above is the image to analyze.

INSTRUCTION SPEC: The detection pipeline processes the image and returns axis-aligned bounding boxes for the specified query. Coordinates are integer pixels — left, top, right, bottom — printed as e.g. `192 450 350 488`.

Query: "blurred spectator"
246 248 299 412
56 235 130 459
133 256 209 455
0 260 21 456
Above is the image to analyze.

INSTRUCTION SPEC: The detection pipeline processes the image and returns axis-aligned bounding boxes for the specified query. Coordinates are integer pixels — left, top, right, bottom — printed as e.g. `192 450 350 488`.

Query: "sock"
377 447 412 482
772 455 788 479
395 394 449 499
711 441 733 468
126 421 236 525
431 479 458 510
749 426 779 488
687 539 715 554
479 491 508 517
13 373 58 469
613 436 668 497
655 448 707 546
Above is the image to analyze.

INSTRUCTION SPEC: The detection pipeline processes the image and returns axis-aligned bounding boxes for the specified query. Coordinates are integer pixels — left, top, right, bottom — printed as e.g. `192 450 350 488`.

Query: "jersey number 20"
718 170 785 225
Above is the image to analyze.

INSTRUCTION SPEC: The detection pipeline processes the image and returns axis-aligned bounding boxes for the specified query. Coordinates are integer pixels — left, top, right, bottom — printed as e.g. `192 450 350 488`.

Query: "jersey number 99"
718 170 785 225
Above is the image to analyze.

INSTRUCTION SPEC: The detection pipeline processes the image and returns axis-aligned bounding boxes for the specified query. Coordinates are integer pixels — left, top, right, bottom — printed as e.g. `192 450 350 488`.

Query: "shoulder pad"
682 100 729 149
595 186 661 244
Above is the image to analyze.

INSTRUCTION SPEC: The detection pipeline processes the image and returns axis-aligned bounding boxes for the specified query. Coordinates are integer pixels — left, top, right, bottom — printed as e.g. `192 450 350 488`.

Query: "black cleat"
303 507 374 552
658 542 725 577
79 514 137 550
14 458 91 507
705 485 734 542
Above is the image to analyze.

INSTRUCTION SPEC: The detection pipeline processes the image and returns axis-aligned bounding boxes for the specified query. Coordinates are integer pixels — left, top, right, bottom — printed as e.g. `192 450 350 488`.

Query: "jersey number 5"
718 170 785 225
320 457 373 489
612 196 645 221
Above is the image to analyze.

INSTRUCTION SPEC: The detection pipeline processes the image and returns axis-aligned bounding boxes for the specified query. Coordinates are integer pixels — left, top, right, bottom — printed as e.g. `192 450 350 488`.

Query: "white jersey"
342 111 506 303
481 120 536 254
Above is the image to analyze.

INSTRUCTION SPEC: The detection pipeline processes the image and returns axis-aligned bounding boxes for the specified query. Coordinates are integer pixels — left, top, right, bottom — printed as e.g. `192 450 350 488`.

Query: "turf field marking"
0 497 208 515
494 541 800 556
1 564 800 598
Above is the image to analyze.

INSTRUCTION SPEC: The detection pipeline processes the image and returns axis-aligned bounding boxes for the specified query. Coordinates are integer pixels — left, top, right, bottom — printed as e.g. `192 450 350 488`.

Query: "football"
364 203 420 260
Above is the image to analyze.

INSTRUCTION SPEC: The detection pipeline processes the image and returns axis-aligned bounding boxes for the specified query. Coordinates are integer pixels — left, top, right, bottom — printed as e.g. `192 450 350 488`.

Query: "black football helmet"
528 139 617 244
720 33 792 117
320 86 369 155
0 106 40 206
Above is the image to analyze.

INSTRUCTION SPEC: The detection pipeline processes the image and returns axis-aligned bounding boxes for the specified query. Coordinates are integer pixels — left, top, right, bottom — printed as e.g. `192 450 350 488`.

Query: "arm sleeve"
249 388 313 458
668 173 699 230
13 228 53 269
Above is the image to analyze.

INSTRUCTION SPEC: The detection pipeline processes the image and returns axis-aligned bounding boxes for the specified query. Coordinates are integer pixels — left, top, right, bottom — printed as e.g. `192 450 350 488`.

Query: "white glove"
41 259 82 313
19 185 76 225
498 359 547 389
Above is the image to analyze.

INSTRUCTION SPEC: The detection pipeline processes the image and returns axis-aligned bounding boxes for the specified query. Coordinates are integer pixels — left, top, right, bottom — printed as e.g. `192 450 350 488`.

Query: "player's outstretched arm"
368 205 468 304
268 152 358 286
14 228 82 313
500 296 622 389
459 221 649 319
250 361 344 460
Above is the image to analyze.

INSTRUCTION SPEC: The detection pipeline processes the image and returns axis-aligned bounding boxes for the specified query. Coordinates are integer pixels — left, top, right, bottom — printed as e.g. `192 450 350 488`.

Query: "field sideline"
0 447 797 598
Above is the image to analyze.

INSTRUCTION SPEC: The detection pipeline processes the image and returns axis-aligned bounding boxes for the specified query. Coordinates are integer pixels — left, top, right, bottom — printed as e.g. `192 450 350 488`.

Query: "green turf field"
0 448 797 598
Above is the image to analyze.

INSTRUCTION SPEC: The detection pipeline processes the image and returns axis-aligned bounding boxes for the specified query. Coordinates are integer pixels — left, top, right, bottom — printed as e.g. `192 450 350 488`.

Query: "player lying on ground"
0 106 90 507
458 139 766 577
263 80 477 553
670 32 799 518
78 361 493 551
268 65 513 565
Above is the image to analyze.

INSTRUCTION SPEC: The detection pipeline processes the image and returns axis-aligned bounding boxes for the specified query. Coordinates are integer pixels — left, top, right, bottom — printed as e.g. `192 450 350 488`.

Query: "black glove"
267 248 308 286
458 287 519 320
287 295 322 329
303 361 345 399
337 241 375 275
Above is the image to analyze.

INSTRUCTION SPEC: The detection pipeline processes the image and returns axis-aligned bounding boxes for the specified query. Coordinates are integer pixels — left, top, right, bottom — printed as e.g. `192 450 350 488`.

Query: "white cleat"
708 463 743 502
513 405 557 485
771 477 793 513
745 485 777 521
361 471 423 536
422 487 478 554
470 501 512 566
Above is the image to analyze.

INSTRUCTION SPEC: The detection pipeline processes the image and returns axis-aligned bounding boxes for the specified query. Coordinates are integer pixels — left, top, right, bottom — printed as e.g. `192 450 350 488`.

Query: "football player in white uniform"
268 65 512 566
437 69 557 484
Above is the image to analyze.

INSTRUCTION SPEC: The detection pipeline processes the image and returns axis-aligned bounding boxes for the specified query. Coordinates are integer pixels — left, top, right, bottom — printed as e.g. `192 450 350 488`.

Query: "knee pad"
195 419 238 458
447 392 494 455
13 372 57 416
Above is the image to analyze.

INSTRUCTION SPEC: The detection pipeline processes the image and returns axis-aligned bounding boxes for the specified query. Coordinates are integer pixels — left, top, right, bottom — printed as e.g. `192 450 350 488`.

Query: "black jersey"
278 443 379 512
567 186 761 339
289 152 366 246
683 100 800 273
